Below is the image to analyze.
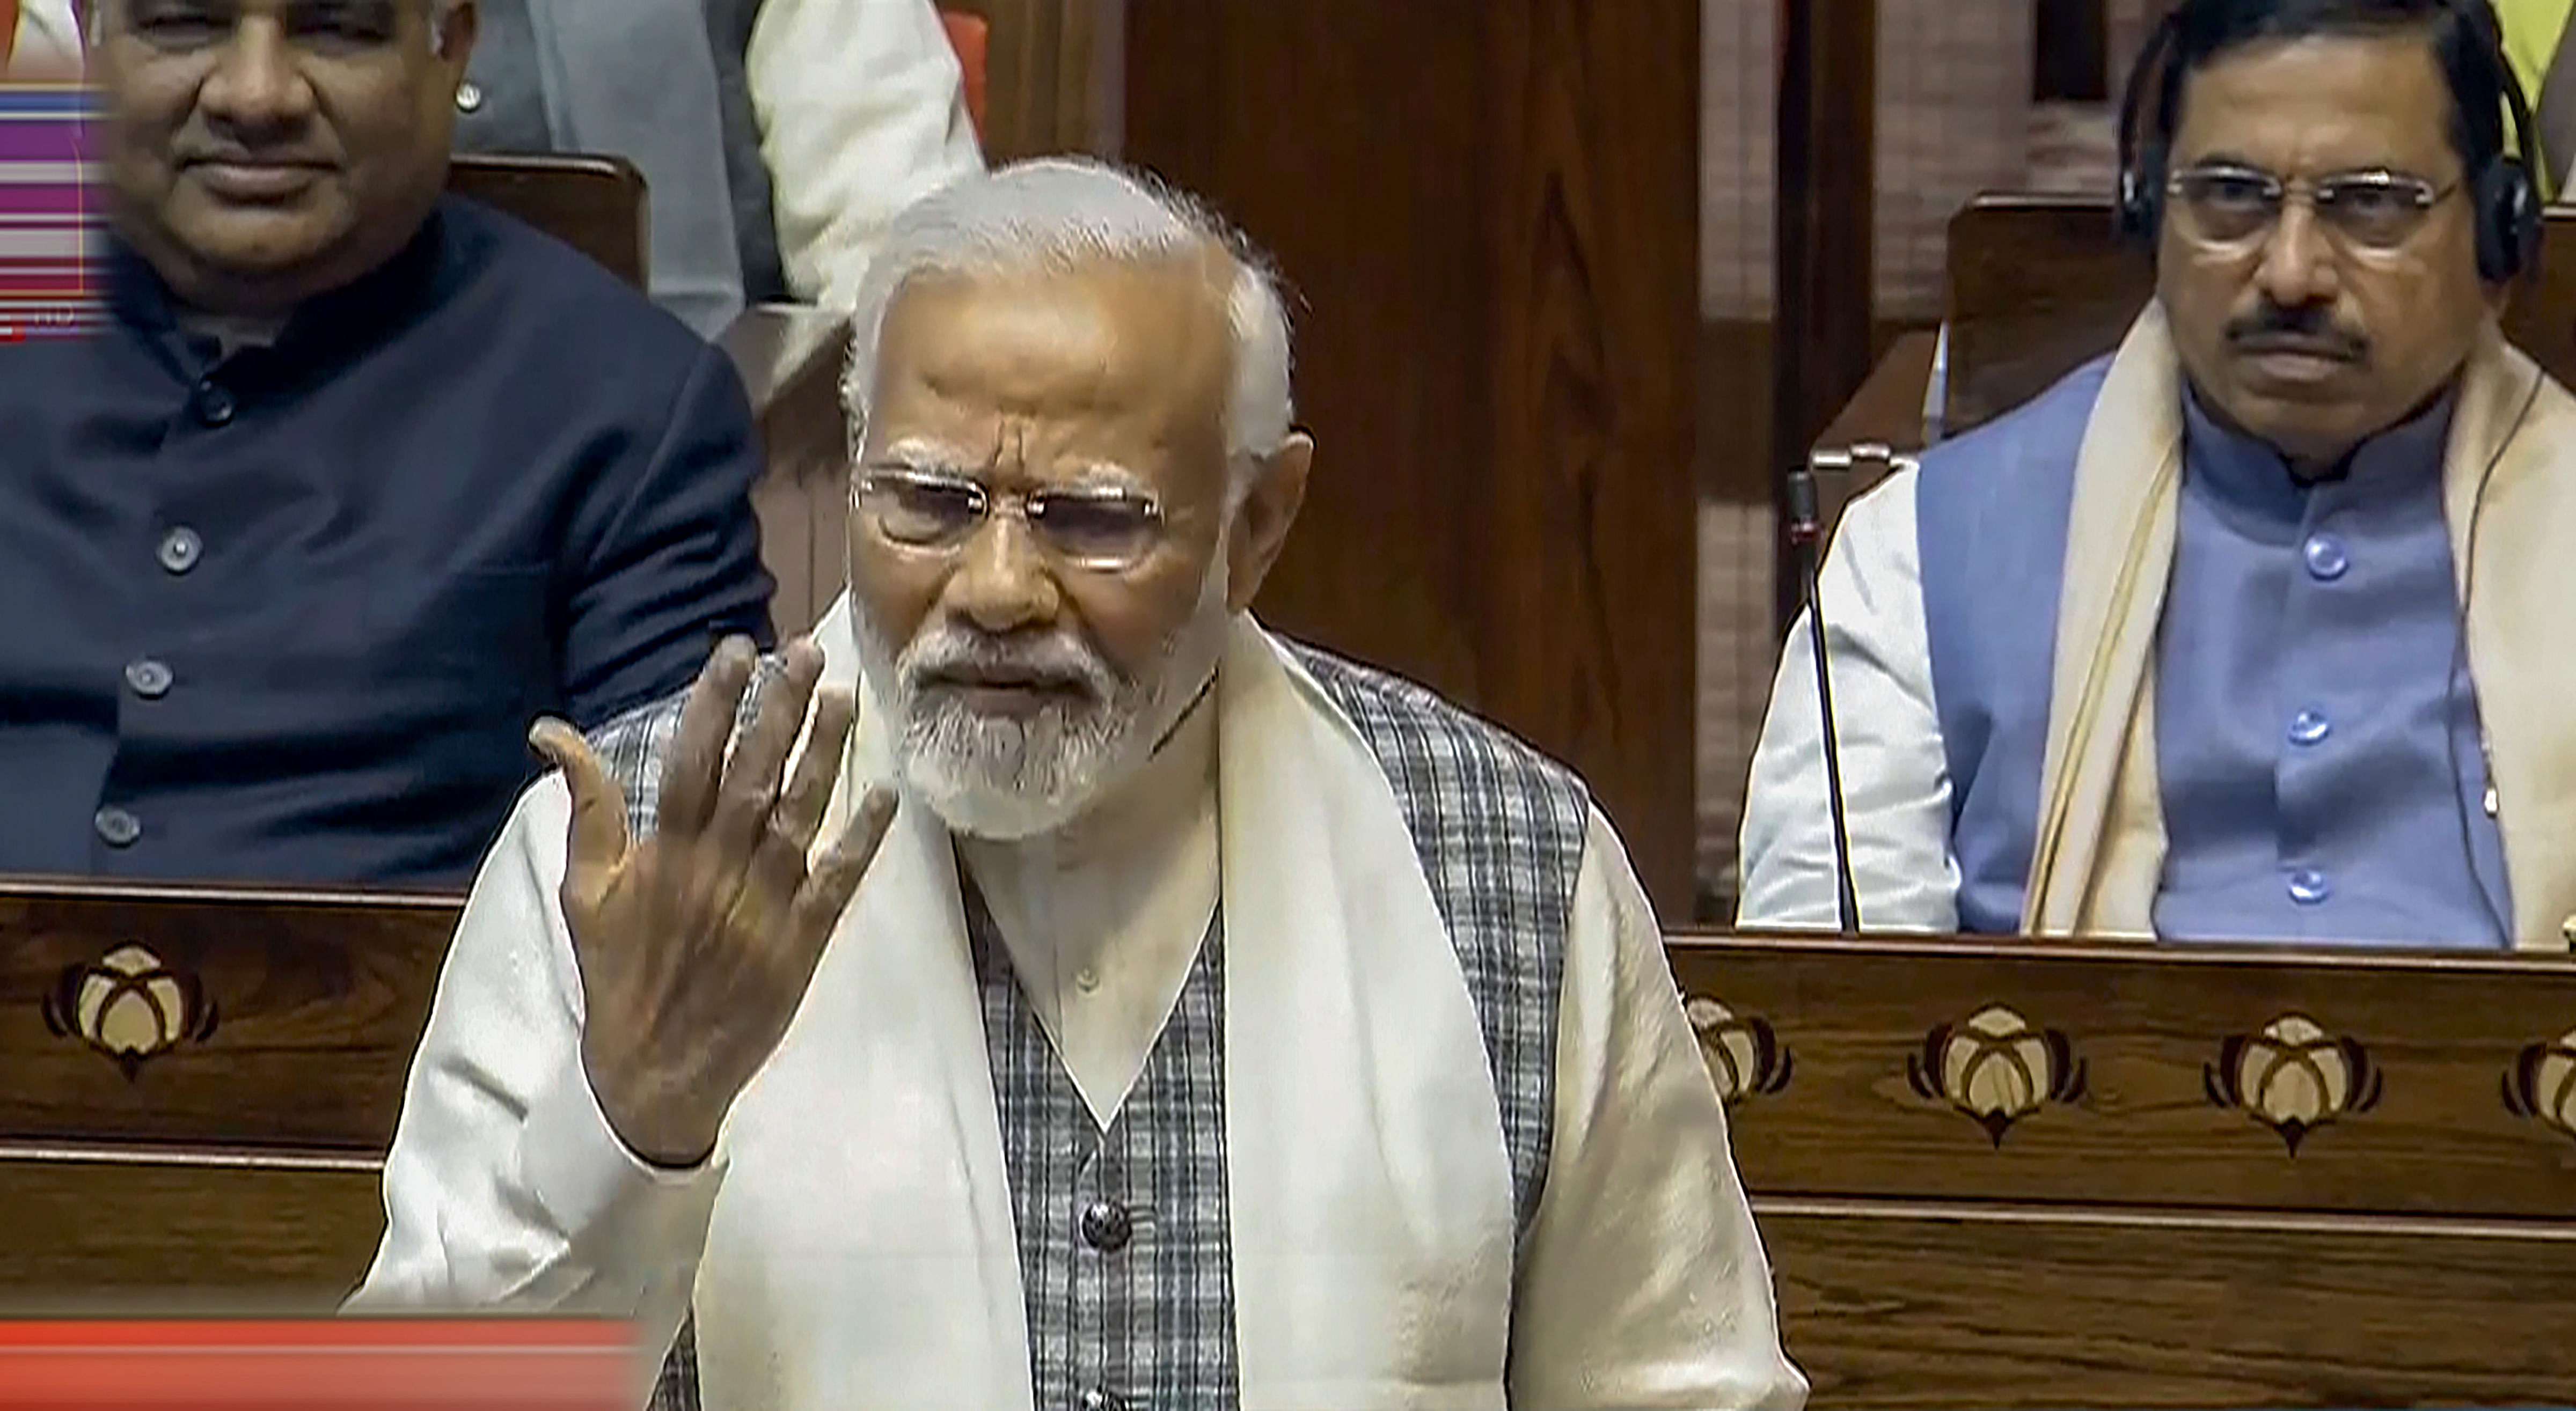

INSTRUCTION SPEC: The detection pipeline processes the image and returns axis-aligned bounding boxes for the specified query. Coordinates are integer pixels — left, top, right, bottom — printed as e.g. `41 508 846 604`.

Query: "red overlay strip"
0 1318 635 1409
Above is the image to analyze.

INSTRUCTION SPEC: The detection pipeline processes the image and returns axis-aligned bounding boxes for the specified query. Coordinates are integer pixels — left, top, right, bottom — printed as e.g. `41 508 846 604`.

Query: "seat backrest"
443 153 648 291
935 0 1109 160
1943 193 2576 436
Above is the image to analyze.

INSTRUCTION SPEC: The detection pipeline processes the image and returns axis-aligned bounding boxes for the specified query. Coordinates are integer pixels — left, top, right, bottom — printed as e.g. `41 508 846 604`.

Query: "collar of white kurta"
679 598 1517 1410
2024 304 2576 950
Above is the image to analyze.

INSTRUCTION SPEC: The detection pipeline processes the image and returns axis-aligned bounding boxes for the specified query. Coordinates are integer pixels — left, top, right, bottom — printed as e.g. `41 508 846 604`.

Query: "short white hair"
841 158 1296 477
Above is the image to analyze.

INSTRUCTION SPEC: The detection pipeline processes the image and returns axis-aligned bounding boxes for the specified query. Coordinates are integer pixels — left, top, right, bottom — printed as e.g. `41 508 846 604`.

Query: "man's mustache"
902 627 1117 701
2227 305 2366 361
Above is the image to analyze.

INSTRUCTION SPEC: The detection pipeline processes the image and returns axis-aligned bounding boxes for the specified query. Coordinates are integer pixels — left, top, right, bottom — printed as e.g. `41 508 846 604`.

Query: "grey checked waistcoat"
591 641 1593 1411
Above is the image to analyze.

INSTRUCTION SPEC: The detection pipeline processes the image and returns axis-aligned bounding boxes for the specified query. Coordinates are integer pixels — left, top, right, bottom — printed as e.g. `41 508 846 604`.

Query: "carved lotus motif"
1905 1005 2088 1147
2205 1014 2381 1155
41 944 218 1080
1683 997 1794 1107
2504 1028 2576 1144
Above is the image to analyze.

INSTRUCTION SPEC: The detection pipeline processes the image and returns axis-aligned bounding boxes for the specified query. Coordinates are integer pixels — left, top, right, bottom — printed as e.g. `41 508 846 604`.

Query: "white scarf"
685 599 1521 1409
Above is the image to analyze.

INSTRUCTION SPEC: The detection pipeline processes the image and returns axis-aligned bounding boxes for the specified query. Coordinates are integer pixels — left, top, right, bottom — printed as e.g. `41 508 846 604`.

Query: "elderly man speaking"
354 159 1805 1411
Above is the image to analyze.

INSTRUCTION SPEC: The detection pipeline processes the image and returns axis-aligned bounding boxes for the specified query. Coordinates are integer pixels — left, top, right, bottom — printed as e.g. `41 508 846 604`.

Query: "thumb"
530 717 631 891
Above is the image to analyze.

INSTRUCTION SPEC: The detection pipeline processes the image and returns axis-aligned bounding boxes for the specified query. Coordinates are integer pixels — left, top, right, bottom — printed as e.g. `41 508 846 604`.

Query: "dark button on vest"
1080 1199 1133 1253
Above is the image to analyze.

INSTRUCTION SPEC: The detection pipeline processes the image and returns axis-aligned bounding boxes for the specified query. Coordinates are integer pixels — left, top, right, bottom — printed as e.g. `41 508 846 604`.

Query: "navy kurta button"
158 526 202 574
192 379 235 427
2288 708 2331 746
2302 534 2349 581
93 807 142 847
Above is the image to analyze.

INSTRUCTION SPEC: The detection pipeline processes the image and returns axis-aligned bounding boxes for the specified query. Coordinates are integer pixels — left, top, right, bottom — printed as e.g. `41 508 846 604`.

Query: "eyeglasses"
852 468 1167 572
2167 164 2460 253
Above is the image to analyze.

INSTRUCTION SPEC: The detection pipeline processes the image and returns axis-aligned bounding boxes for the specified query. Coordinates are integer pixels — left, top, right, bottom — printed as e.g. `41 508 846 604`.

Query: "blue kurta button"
2302 534 2350 580
2287 868 2332 905
2288 708 2331 745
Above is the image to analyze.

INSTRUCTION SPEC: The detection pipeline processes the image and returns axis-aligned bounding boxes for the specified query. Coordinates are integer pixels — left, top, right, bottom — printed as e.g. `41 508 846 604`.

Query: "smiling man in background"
1740 0 2576 949
0 0 772 888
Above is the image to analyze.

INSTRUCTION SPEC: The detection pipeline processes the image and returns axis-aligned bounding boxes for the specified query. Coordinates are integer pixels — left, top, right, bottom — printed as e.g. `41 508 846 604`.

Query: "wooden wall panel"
1772 0 1875 628
1122 0 1701 914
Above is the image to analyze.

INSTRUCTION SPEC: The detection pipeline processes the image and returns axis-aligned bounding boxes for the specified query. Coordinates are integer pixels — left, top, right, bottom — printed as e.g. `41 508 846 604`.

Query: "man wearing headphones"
1739 0 2576 950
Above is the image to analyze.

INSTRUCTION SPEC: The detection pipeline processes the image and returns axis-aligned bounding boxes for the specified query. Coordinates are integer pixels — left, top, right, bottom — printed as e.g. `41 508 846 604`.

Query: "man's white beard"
851 559 1232 841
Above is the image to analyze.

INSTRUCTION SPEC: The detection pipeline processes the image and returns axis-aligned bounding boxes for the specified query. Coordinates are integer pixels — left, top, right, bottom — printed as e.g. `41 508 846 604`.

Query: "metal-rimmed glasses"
851 467 1168 572
2165 163 2461 253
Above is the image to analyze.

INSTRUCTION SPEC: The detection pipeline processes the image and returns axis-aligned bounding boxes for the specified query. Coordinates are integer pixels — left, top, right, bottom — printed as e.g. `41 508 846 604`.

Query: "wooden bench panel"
1670 931 2576 1408
1669 934 2576 1219
0 885 459 1155
1764 1200 2576 1409
0 1154 382 1302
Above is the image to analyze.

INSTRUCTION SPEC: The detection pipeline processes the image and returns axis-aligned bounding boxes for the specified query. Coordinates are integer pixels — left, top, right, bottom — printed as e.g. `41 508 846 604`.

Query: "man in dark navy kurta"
0 0 774 888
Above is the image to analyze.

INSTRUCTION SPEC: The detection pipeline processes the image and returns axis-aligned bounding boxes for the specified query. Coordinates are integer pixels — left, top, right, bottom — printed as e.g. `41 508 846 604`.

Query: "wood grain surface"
1762 1199 2576 1408
1672 932 2576 1217
0 1151 383 1300
0 883 459 1153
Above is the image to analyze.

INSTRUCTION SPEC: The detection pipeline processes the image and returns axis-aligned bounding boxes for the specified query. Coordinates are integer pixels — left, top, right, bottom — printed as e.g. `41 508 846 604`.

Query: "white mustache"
901 627 1117 700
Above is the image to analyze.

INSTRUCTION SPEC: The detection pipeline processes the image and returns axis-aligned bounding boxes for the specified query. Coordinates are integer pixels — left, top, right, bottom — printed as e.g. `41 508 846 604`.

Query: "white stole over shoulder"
686 601 1520 1410
2025 305 2576 949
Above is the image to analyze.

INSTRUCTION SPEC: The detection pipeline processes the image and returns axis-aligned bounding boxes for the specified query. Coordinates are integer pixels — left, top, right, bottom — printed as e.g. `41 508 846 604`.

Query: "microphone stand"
1787 453 1862 935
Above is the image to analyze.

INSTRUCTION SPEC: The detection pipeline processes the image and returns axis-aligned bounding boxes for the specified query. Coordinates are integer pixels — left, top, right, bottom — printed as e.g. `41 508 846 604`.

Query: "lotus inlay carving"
1684 997 1794 1107
1905 1005 2088 1147
2205 1013 2381 1155
2504 1027 2576 1145
41 944 218 1080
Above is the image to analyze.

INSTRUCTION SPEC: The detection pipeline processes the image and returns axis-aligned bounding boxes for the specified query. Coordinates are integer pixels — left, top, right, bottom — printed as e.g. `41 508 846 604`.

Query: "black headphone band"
2114 0 2541 273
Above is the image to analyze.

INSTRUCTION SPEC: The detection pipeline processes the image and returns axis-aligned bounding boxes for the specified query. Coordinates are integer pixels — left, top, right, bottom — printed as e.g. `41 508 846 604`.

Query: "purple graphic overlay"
0 81 103 339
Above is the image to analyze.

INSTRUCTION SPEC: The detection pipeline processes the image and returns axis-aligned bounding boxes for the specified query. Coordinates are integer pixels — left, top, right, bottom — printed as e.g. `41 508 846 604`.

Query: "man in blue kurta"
1740 0 2576 950
0 0 773 889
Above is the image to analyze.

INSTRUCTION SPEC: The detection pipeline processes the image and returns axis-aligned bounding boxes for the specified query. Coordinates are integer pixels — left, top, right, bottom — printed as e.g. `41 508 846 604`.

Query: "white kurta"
743 0 986 310
354 607 1805 1411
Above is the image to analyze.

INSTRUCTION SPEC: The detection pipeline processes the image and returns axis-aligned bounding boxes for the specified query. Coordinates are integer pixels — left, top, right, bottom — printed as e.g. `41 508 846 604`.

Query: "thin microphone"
1788 450 1863 934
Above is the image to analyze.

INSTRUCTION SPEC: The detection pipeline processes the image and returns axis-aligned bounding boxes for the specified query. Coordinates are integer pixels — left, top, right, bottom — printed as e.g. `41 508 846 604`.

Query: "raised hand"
528 635 898 1167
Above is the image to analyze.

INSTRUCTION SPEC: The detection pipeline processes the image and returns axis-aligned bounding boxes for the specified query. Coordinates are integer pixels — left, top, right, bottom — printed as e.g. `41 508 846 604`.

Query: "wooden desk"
0 882 460 1300
1672 930 2576 1408
14 885 2572 1403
